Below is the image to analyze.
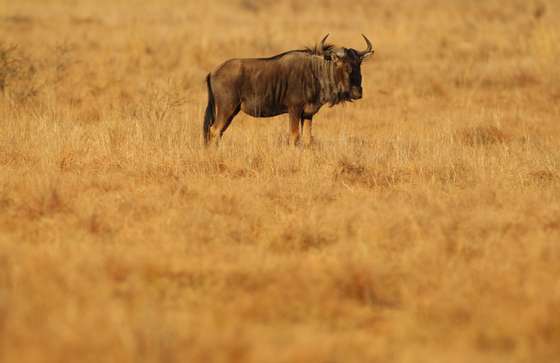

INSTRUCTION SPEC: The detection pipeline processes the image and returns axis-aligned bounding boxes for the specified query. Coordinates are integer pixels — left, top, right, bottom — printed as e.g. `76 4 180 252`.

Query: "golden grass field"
1 0 560 362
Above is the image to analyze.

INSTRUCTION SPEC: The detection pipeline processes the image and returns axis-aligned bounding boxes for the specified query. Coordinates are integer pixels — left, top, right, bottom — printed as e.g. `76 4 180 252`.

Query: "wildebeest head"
319 34 374 101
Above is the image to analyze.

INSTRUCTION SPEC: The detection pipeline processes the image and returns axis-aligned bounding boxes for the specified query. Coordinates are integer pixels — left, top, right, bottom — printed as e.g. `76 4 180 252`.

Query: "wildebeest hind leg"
221 104 241 135
210 104 240 145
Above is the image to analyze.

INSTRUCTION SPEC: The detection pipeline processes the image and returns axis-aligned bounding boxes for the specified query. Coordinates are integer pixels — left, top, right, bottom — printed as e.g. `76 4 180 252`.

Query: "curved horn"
358 34 373 57
320 34 330 50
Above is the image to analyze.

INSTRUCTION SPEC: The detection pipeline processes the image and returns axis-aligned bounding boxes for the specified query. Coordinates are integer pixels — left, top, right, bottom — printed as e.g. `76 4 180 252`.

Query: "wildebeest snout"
351 86 363 99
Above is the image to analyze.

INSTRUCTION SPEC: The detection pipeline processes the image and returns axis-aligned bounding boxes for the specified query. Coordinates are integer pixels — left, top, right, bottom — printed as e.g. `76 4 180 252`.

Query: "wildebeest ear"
326 48 345 62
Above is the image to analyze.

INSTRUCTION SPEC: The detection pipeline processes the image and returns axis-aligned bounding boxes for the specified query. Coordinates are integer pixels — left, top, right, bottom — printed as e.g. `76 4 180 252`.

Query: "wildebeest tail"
203 73 215 144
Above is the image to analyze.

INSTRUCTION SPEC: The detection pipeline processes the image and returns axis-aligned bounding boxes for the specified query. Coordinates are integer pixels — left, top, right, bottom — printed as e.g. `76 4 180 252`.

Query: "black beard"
328 91 352 107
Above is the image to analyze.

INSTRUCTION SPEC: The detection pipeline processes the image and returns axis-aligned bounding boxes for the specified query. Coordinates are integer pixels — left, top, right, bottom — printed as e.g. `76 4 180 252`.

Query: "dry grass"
1 0 560 362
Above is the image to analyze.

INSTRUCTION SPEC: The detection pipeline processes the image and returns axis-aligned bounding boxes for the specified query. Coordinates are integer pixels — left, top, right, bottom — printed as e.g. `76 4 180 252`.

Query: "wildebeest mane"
304 42 334 56
256 42 335 61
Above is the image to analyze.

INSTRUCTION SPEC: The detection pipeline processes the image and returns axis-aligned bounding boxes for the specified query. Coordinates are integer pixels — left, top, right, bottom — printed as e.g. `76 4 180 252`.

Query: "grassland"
1 0 560 362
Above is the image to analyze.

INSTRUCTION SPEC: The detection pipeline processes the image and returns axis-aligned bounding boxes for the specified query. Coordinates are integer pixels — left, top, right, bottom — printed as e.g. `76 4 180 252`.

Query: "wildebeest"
203 34 374 145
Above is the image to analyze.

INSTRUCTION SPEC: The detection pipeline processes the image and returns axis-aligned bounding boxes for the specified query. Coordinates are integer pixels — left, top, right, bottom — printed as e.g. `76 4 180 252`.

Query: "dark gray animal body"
203 35 374 145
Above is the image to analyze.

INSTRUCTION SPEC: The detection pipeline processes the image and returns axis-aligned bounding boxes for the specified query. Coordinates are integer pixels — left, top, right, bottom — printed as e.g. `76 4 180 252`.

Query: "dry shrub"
334 160 469 187
528 170 558 184
335 158 367 179
414 163 473 185
480 68 541 90
21 186 70 219
0 43 18 93
334 159 410 188
0 43 43 101
269 227 335 252
84 212 118 236
0 150 37 167
459 126 511 146
429 80 448 98
476 332 517 353
0 42 74 104
331 259 402 309
75 106 102 123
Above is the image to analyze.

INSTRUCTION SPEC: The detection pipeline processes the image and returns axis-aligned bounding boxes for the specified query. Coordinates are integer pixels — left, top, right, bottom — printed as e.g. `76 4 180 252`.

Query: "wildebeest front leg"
288 109 301 145
302 117 313 146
